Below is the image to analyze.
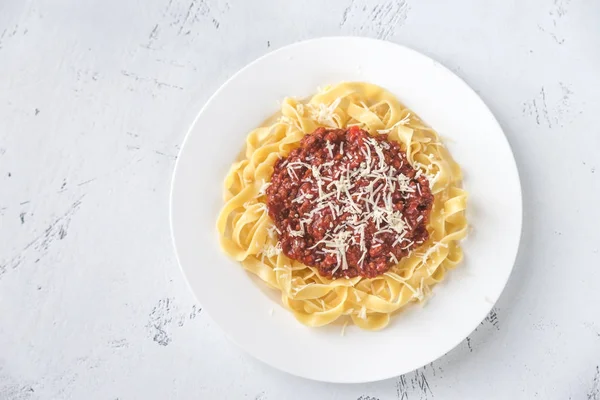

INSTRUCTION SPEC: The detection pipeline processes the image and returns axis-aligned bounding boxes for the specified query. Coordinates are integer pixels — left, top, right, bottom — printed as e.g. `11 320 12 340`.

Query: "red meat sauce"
265 126 433 279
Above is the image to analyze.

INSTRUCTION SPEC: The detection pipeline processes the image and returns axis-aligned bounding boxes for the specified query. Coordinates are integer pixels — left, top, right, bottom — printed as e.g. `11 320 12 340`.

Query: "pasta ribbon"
217 82 468 330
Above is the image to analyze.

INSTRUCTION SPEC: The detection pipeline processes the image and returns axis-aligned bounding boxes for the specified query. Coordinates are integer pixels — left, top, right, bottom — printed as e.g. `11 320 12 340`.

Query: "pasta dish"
217 82 467 330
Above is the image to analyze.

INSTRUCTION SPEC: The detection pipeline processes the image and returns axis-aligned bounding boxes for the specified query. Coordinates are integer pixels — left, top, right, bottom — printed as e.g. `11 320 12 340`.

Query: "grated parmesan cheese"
376 113 411 134
308 97 342 128
358 305 367 320
340 320 349 336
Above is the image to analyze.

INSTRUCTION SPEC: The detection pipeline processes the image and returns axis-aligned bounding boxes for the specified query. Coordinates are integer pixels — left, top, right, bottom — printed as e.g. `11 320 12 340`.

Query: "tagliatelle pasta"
217 82 467 330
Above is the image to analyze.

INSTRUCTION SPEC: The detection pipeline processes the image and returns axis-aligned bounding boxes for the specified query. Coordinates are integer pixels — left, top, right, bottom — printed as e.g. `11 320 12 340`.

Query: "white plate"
170 37 522 383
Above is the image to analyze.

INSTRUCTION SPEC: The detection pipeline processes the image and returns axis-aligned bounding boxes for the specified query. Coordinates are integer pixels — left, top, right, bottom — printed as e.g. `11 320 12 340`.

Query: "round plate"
170 37 522 383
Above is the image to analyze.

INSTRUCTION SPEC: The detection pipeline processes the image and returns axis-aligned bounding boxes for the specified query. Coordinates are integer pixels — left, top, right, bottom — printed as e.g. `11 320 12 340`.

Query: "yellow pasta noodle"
217 82 467 330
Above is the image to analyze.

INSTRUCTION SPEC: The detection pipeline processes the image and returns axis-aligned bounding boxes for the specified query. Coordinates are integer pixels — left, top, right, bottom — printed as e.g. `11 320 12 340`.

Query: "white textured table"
1 1 599 399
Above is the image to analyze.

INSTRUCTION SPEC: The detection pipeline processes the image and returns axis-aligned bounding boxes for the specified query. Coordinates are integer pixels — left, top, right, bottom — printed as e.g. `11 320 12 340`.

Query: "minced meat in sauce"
265 126 433 279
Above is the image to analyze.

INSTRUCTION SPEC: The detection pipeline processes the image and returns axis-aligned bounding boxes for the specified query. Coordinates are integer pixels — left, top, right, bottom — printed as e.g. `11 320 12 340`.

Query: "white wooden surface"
1 0 599 399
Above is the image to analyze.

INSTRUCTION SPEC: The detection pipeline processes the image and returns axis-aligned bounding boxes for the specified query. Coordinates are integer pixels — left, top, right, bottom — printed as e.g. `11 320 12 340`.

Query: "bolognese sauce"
265 126 433 279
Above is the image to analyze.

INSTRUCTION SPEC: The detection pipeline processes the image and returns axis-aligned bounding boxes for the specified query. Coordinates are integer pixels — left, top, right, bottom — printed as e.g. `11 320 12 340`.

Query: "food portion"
266 126 433 279
217 82 468 330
